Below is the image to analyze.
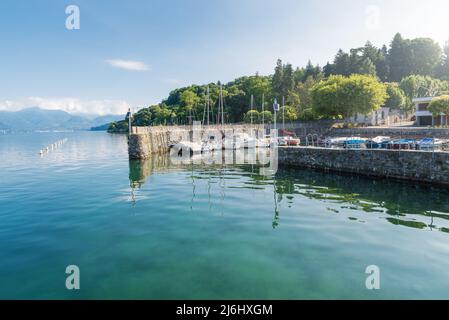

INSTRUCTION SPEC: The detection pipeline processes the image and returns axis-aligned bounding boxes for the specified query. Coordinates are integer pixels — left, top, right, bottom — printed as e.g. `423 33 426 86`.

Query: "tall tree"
303 60 323 80
375 45 390 81
282 63 295 98
323 62 334 78
272 59 284 100
438 40 449 80
333 49 351 76
409 38 443 76
388 33 412 82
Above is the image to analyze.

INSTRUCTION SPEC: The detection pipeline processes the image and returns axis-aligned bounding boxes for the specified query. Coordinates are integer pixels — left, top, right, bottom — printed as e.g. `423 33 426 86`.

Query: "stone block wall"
279 147 449 187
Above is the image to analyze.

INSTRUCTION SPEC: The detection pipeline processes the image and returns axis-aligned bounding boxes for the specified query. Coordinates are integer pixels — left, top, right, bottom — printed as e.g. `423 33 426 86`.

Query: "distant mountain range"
0 107 125 132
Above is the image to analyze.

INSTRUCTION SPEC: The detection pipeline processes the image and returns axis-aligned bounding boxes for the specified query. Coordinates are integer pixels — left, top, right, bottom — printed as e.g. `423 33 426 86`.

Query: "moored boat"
417 138 445 150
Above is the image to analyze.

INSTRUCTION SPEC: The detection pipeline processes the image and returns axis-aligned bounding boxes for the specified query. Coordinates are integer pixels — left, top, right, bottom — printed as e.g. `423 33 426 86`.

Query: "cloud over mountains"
0 97 130 116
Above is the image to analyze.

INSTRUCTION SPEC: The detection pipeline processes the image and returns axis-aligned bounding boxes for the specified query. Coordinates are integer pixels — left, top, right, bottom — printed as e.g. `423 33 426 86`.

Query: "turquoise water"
1 131 449 299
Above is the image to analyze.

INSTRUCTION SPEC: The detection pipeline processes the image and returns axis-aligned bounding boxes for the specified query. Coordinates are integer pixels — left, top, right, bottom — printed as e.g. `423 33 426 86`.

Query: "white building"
413 97 449 126
349 107 401 126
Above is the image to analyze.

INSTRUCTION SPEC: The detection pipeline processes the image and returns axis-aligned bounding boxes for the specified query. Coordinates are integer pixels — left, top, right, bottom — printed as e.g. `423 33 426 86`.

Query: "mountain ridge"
0 107 125 132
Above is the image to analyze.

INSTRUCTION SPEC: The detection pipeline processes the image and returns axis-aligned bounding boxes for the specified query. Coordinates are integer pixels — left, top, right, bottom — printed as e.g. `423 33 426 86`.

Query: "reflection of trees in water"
274 168 449 233
128 153 449 233
129 155 172 189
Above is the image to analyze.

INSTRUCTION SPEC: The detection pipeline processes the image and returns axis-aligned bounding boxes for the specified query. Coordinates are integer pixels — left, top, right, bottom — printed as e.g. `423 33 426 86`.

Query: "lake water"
1 131 449 299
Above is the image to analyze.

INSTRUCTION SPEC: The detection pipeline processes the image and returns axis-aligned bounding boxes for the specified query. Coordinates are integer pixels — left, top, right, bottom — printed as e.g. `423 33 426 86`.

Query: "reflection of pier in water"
128 151 449 233
128 149 281 226
129 148 273 189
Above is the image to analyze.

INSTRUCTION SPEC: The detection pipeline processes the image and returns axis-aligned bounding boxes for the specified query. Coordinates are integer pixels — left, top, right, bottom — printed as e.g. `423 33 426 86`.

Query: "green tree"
272 59 284 100
323 62 334 78
276 105 298 122
438 40 449 80
132 108 152 126
400 75 449 101
311 74 388 119
243 110 260 124
388 33 413 82
383 83 408 111
409 38 442 76
333 49 351 76
375 45 390 81
260 110 273 124
428 95 449 120
302 60 323 81
282 63 295 97
288 76 316 116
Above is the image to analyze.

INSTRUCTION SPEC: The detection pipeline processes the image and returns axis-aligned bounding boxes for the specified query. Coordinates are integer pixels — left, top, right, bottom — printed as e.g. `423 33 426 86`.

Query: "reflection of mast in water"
219 157 226 216
130 181 137 208
272 174 280 229
190 163 196 212
208 172 212 213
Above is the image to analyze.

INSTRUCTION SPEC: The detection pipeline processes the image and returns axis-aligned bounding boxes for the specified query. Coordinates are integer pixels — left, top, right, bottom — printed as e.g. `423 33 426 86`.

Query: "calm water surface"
1 131 449 299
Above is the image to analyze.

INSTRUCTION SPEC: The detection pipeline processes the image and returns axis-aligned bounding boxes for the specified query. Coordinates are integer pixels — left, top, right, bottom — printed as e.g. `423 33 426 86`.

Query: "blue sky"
0 0 448 115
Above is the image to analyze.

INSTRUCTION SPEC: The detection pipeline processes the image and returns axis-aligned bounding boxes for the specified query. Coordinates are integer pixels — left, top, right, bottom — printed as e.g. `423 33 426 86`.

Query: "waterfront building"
348 107 401 126
413 97 449 126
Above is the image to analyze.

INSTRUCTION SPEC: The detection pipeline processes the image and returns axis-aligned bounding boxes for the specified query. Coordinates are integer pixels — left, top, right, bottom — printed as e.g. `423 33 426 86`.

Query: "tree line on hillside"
109 33 449 131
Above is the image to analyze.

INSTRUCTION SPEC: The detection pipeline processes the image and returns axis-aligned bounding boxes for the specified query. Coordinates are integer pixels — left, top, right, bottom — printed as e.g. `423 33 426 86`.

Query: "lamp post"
273 99 280 140
127 107 132 136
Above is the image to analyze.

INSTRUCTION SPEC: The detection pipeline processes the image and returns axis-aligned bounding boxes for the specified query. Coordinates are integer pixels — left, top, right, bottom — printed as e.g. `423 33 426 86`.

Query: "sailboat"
244 94 257 149
256 93 270 148
219 84 242 150
201 85 220 152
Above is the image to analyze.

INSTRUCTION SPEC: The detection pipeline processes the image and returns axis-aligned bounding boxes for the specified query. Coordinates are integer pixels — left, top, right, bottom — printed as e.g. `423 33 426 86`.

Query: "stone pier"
128 124 265 159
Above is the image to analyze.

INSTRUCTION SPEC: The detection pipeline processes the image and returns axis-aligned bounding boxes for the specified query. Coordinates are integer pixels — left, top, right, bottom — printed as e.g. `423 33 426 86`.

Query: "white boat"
325 137 364 148
418 138 445 150
256 138 270 148
243 133 256 149
171 141 202 157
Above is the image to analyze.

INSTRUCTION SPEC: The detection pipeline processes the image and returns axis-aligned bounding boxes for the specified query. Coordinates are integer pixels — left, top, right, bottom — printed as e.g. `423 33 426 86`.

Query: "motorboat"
366 136 391 149
171 141 202 157
325 137 364 148
343 138 367 149
387 139 417 150
417 138 445 150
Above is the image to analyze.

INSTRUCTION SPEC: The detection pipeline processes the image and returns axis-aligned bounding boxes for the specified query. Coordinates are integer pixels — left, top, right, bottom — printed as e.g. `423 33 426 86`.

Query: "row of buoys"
39 138 68 155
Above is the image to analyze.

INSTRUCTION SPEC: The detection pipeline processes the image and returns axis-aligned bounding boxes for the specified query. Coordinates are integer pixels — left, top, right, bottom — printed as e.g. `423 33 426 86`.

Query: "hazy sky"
0 0 448 114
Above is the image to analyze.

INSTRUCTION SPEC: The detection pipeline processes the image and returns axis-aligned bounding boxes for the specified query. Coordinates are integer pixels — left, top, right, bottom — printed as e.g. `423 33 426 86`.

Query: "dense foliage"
109 33 449 131
429 95 449 117
310 75 388 119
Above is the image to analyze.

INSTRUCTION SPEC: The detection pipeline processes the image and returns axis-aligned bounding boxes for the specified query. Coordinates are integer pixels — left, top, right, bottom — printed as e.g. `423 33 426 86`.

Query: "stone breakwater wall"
128 124 264 159
279 146 449 187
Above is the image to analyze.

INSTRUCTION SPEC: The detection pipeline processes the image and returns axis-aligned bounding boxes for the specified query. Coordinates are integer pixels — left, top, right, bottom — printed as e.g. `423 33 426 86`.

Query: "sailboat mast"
262 93 265 134
207 85 210 126
220 84 224 129
250 94 254 126
282 96 285 131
